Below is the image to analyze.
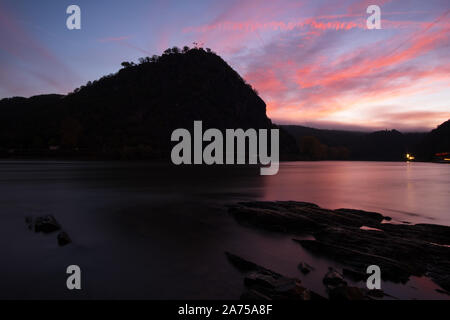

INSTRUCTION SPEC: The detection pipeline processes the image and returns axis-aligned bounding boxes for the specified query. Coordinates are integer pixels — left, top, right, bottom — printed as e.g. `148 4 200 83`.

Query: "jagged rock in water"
34 215 61 233
323 268 347 287
57 231 72 246
225 252 324 300
297 262 314 274
229 201 450 292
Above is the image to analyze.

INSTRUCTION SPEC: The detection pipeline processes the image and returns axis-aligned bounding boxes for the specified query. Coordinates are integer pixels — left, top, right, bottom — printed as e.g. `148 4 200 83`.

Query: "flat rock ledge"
225 252 325 300
229 201 450 293
226 252 387 300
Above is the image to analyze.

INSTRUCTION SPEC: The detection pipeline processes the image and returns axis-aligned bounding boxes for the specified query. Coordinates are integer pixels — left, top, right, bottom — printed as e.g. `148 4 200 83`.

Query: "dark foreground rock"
323 268 347 287
25 215 71 246
321 267 387 300
34 215 61 233
225 252 325 300
57 231 72 246
229 201 450 292
226 252 388 300
298 262 314 274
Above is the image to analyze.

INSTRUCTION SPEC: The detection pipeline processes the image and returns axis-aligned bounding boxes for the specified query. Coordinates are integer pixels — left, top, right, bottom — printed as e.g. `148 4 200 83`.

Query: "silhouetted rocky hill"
0 46 445 162
0 47 298 159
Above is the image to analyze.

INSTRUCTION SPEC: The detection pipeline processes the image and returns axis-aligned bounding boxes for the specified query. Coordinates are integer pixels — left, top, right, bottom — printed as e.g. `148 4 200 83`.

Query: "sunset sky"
0 0 449 131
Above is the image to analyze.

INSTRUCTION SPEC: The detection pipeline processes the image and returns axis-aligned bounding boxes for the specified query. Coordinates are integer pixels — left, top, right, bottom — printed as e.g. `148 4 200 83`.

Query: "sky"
0 0 449 131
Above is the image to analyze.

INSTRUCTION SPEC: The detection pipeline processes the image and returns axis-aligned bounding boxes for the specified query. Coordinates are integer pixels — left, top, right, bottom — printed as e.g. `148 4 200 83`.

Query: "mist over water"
0 161 448 299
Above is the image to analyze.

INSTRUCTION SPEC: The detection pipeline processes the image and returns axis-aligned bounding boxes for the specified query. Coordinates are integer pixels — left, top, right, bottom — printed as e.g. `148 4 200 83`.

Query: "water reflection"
0 160 448 299
262 161 450 225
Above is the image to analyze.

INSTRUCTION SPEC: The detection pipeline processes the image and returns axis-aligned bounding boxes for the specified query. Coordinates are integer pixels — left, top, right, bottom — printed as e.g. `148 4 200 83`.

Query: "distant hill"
0 94 64 150
0 47 298 159
416 120 450 161
352 130 424 161
282 125 428 161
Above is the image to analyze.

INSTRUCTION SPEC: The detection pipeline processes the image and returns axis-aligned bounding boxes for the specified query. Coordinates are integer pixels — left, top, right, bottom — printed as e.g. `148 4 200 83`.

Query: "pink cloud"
232 7 450 129
0 4 80 95
98 36 132 43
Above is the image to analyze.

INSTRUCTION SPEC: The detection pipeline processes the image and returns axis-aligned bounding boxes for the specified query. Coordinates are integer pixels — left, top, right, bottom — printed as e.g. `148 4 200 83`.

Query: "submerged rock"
297 262 314 274
323 268 347 287
34 215 61 233
26 215 71 246
323 268 388 300
57 231 72 246
225 252 381 300
294 238 412 284
225 252 324 300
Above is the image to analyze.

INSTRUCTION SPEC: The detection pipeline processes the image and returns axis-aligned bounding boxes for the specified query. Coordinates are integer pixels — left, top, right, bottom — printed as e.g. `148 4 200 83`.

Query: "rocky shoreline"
227 201 450 299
